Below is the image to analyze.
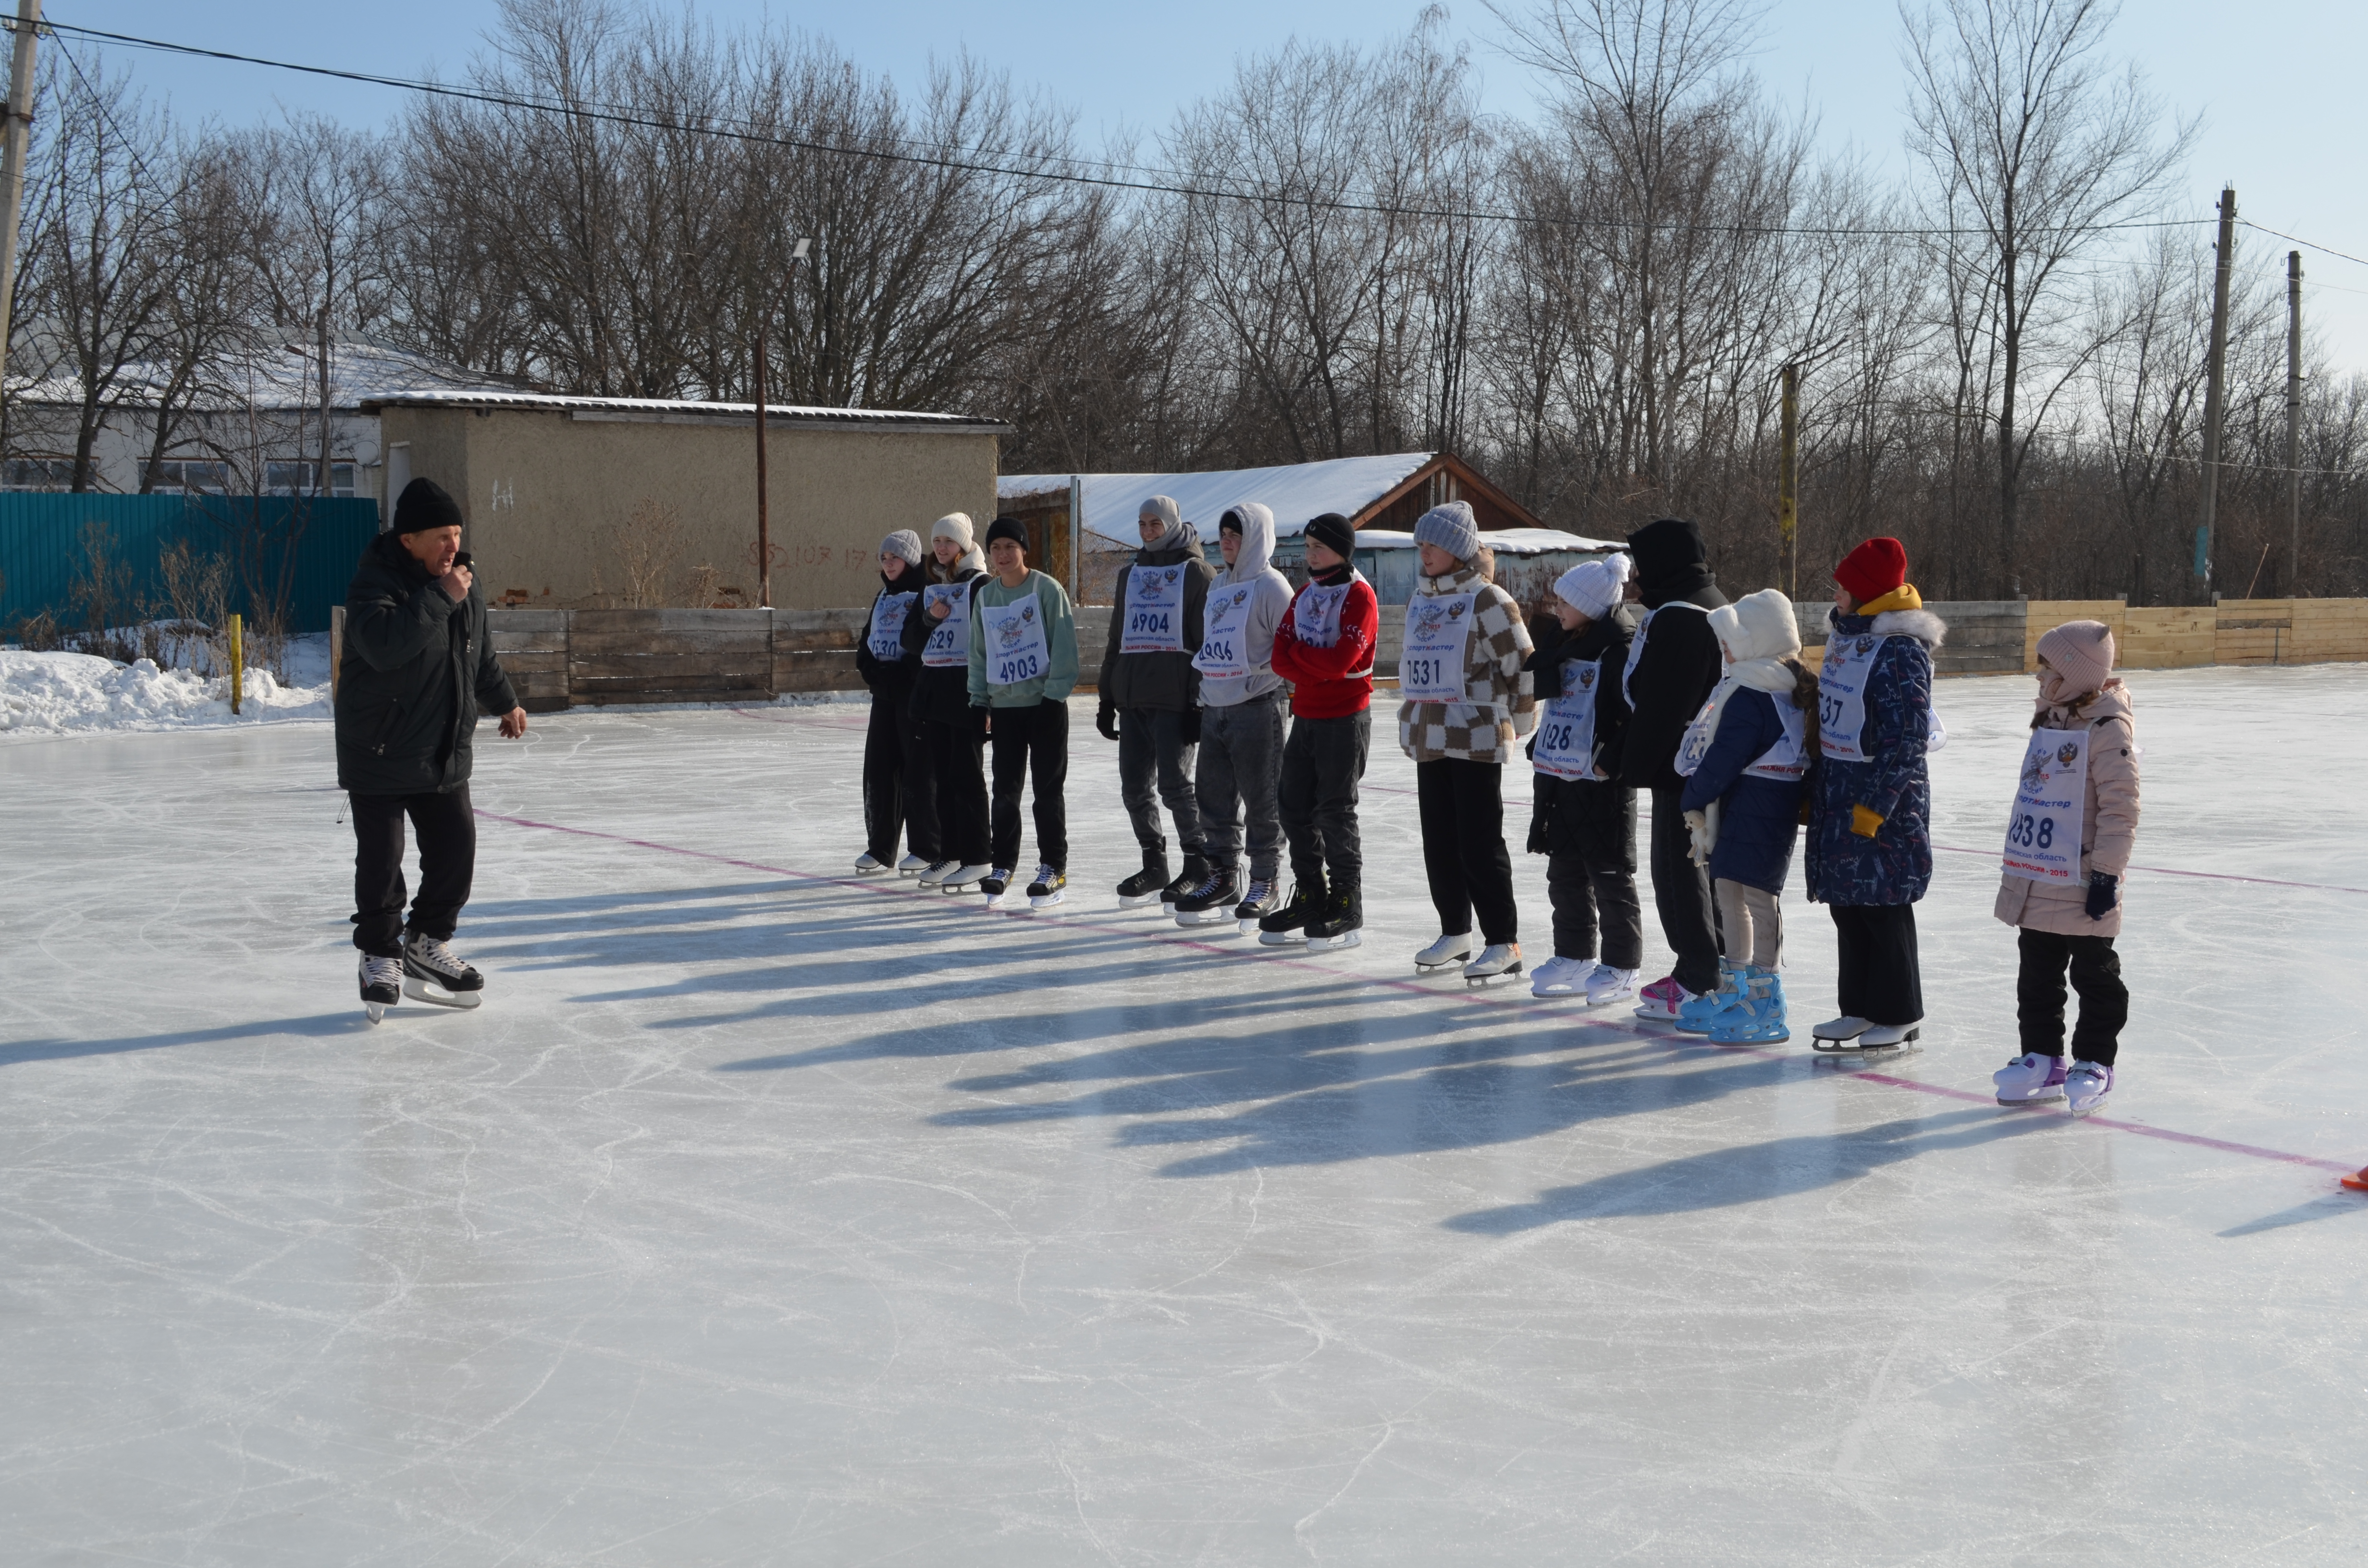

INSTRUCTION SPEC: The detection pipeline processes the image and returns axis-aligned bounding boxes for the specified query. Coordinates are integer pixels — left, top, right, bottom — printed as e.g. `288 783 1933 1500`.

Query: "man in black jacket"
1096 495 1216 905
336 477 527 1018
1616 517 1729 1017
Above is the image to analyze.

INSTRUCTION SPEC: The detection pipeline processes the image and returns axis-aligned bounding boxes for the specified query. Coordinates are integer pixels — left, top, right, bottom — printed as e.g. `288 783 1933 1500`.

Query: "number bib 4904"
2002 726 2088 883
1399 592 1474 702
867 590 917 662
980 596 1050 688
1533 657 1603 780
920 583 971 668
1121 564 1188 654
1193 583 1254 679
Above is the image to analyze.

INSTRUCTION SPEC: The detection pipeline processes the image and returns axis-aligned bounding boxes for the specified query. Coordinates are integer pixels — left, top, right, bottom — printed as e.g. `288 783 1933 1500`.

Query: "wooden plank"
772 625 860 652
567 629 772 659
494 650 567 675
570 652 772 680
490 632 568 657
571 608 774 634
485 609 571 633
570 687 774 707
568 671 776 695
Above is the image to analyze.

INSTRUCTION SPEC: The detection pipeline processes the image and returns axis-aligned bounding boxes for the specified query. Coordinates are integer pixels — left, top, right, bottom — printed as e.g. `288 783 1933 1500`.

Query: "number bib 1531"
2002 725 2088 883
1193 583 1254 679
1532 657 1603 780
867 590 917 662
1122 564 1187 654
920 582 971 668
980 596 1050 688
1399 591 1474 702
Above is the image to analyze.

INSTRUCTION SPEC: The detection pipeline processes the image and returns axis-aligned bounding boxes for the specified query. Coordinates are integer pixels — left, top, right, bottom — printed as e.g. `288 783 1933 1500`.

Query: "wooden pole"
753 320 770 610
2286 249 2304 596
1777 362 1799 599
0 0 40 421
2196 186 2236 598
228 613 244 715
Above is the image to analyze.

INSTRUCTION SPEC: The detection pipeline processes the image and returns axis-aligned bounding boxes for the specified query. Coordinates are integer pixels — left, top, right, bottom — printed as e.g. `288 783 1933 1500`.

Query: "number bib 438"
1533 657 1603 780
1399 592 1474 702
867 590 917 662
920 583 971 668
2002 726 2088 883
1122 564 1188 654
1193 583 1254 679
981 596 1050 688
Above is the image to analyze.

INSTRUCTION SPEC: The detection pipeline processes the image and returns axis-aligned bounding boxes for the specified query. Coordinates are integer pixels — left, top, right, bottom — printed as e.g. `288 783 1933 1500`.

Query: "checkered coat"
1395 564 1536 762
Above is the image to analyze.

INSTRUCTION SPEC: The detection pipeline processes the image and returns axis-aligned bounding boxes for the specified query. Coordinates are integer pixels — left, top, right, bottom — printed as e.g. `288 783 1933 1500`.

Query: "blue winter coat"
1679 686 1806 895
1805 608 1945 906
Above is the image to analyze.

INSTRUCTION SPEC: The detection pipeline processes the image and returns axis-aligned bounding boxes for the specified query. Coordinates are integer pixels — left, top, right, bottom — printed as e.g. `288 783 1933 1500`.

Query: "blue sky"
57 0 2368 366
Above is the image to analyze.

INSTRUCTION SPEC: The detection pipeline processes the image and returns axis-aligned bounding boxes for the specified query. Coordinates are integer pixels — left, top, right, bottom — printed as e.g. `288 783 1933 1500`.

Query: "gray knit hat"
1413 500 1480 563
881 529 924 566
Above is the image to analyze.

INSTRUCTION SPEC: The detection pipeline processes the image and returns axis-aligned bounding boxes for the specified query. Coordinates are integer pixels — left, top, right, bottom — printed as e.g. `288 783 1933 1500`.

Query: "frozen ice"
4 666 2366 1564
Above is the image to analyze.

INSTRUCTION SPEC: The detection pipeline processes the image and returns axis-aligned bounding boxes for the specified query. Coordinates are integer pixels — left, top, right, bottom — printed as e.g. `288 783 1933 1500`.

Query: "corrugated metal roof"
9 339 518 412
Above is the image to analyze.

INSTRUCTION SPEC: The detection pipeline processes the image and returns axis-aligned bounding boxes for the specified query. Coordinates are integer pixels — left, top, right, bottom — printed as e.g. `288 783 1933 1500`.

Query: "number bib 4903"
980 596 1050 688
1533 657 1603 780
920 583 971 668
1399 592 1474 702
1193 583 1254 679
2002 726 2088 883
1122 564 1188 654
867 590 917 662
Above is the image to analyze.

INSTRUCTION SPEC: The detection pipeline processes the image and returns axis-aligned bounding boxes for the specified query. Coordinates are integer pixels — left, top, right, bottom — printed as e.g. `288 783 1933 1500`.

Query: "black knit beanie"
1304 512 1355 560
394 477 464 535
985 515 1029 551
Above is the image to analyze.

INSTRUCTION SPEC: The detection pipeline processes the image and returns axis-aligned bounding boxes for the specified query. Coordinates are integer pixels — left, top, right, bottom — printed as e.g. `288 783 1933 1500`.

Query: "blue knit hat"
1413 500 1480 563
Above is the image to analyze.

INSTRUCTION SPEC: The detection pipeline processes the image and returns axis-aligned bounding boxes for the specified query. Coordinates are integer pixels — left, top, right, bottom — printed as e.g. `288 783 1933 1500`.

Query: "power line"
25 14 2220 245
2239 220 2368 274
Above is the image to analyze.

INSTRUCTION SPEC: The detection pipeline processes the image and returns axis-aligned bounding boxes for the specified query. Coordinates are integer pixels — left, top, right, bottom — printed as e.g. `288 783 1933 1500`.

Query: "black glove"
2084 871 2119 920
1181 707 1201 744
1096 701 1119 740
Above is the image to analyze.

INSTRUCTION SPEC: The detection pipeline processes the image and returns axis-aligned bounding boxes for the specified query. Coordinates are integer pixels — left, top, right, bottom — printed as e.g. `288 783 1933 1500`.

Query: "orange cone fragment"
2345 1166 2368 1193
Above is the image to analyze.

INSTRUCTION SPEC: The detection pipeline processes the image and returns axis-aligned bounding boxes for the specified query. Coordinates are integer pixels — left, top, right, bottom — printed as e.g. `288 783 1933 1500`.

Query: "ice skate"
1993 1053 2068 1105
1258 876 1326 946
1414 933 1473 973
915 859 957 889
1529 956 1584 997
1582 965 1639 1007
1632 975 1695 1021
1809 1015 1873 1049
853 851 890 876
2064 1060 2114 1116
1116 852 1171 909
1707 968 1789 1045
1160 852 1209 912
359 953 402 1024
938 861 993 893
1855 1020 1922 1051
1463 943 1523 984
1674 959 1747 1035
1304 884 1363 950
400 932 484 1009
1025 865 1066 910
1233 878 1281 934
1172 867 1242 926
978 867 1015 906
896 853 931 876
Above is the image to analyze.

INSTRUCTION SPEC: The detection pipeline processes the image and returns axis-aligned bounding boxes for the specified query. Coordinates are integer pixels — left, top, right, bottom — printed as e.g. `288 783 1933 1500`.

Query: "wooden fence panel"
487 608 571 712
2119 607 2215 668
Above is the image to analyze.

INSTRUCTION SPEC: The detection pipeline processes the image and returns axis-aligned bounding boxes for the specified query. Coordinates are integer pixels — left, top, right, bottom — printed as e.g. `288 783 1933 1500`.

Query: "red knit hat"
1833 537 1907 602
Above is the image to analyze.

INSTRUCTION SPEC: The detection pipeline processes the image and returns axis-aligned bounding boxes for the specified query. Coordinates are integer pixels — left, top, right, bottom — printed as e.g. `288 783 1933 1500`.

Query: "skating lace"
407 934 468 975
361 956 403 987
1030 863 1058 887
1242 881 1271 906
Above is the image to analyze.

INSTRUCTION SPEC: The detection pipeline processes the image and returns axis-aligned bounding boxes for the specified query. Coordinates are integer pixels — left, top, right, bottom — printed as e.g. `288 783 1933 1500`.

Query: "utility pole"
0 0 42 413
2196 185 2236 598
1777 362 1798 599
2285 249 2304 596
753 236 811 611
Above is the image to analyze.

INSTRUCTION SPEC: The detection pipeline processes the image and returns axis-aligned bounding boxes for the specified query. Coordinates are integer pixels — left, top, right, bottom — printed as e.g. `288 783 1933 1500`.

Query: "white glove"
1684 808 1714 868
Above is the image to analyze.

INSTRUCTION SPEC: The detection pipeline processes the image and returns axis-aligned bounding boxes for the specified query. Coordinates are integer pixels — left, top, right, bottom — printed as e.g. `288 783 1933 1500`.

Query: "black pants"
863 691 939 862
1416 757 1517 944
1118 706 1201 857
989 699 1069 873
1548 853 1644 969
1648 784 1721 993
921 712 990 867
350 785 475 956
1828 903 1923 1027
2017 929 2127 1065
1280 710 1370 887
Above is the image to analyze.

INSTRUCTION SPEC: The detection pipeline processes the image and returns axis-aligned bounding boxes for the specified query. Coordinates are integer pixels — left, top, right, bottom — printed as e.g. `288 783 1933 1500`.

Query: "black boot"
1258 872 1328 943
1116 846 1170 905
1161 850 1209 907
1307 881 1363 949
1171 864 1243 925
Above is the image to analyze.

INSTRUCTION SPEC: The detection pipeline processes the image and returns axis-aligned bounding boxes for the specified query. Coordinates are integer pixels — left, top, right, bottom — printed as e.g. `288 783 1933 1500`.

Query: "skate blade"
1465 968 1522 986
1998 1091 2067 1107
1029 894 1065 910
1172 910 1227 927
1307 930 1362 951
401 976 482 1009
853 866 890 877
1236 917 1268 935
1258 931 1306 946
1531 985 1578 998
1117 893 1159 908
365 1002 388 1024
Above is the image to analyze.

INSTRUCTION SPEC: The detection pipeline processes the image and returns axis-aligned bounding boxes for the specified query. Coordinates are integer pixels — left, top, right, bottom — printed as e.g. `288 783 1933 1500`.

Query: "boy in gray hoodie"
1173 502 1296 928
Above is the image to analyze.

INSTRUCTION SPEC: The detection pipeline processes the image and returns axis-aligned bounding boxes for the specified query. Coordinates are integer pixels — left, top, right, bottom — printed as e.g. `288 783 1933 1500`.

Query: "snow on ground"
5 667 2367 1563
0 632 334 735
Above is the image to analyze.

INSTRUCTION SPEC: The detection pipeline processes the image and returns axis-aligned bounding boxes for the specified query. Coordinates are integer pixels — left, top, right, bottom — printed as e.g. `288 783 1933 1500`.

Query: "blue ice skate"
1673 957 1747 1035
1707 967 1789 1045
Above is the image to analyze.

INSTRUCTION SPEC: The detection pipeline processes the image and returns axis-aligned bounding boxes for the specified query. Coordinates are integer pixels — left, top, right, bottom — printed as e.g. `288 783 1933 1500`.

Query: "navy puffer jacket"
1805 607 1946 906
1679 686 1806 895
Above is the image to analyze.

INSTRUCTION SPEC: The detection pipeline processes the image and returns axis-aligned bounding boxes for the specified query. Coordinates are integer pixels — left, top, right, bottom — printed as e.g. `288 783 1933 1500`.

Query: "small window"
3 457 77 491
147 460 229 494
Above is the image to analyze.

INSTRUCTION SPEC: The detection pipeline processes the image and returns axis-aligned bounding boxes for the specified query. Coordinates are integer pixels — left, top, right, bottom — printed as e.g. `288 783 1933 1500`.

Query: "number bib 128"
1193 583 1254 679
867 590 917 662
2002 725 2088 883
1122 564 1188 654
920 583 971 668
1399 591 1475 702
980 595 1050 688
1532 657 1603 780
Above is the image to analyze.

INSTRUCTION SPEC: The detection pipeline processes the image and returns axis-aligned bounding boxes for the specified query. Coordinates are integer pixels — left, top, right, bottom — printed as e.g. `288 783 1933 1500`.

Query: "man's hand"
499 706 528 739
439 562 475 603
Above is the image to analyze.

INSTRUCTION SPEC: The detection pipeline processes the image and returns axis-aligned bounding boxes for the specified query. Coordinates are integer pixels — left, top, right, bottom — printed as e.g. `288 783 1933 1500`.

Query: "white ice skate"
2064 1060 2114 1116
938 862 993 893
1463 943 1523 985
1414 933 1473 973
1993 1053 2068 1105
1582 965 1639 1006
359 953 402 1024
896 853 931 876
1856 1020 1922 1050
1809 1015 1873 1049
400 932 484 1009
1529 955 1584 997
916 860 957 889
853 852 890 876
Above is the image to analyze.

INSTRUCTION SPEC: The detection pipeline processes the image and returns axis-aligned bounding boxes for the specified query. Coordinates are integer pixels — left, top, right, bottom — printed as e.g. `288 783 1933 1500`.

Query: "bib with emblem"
867 590 917 662
2002 726 2088 883
920 582 972 668
980 595 1050 689
1121 564 1188 654
1399 592 1475 702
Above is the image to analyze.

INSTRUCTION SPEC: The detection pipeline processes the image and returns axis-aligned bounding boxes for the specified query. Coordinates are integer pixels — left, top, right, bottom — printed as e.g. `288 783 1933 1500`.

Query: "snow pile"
0 649 330 736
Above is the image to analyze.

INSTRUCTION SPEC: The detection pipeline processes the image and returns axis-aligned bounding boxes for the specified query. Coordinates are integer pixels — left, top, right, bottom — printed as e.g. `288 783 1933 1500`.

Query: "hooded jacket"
1994 680 2140 938
1616 518 1730 791
900 545 989 726
1098 524 1215 711
1806 588 1948 906
1677 594 1814 896
1195 502 1295 708
333 530 518 796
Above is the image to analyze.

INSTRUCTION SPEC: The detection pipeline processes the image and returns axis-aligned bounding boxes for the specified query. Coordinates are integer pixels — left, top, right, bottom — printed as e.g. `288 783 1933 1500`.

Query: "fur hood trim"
1871 607 1947 649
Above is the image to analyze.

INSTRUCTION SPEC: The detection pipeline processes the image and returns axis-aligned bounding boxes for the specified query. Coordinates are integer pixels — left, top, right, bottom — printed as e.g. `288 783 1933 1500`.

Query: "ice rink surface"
6 666 2367 1565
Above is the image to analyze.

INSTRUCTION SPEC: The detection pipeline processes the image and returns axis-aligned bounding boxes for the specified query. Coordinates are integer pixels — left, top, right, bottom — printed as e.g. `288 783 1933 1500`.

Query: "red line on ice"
1933 843 2368 896
473 808 2361 1183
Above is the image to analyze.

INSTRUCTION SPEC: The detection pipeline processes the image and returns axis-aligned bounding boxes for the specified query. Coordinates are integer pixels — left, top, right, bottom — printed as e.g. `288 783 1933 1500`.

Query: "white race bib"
867 590 917 662
1399 591 1475 702
2003 726 2088 884
920 582 971 668
1677 682 1808 781
1818 632 1947 761
1193 582 1254 679
1533 657 1604 781
980 595 1050 689
1121 564 1188 654
1621 600 1709 708
1293 576 1356 647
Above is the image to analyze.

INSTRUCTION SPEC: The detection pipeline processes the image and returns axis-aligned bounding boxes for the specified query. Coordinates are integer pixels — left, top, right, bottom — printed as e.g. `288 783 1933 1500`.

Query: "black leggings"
988 699 1070 873
1828 903 1923 1027
2017 928 2128 1065
1415 757 1517 944
350 785 475 956
921 712 989 867
863 690 939 862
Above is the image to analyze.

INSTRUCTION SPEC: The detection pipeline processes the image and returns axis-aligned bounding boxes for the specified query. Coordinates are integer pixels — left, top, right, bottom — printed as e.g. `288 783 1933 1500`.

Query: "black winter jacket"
900 563 987 727
334 531 518 796
1096 533 1214 712
856 569 925 706
1525 607 1640 860
1616 519 1729 791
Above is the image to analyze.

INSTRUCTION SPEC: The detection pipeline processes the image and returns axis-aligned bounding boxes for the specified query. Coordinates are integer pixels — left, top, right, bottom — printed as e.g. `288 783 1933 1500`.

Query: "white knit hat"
1552 552 1631 620
1708 588 1801 663
930 513 975 551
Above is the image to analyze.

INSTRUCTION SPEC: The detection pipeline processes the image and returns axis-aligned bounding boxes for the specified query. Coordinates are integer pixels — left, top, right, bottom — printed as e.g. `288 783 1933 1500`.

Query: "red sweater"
1271 572 1378 719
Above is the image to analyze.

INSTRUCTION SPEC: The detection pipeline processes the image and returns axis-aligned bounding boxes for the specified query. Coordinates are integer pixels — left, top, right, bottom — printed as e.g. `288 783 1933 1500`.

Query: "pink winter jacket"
1994 682 2140 938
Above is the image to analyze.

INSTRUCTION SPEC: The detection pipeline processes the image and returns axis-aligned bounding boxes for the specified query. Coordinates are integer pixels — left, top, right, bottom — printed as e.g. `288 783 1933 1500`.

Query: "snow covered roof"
362 389 1013 431
1001 453 1437 543
7 339 518 412
1353 526 1623 556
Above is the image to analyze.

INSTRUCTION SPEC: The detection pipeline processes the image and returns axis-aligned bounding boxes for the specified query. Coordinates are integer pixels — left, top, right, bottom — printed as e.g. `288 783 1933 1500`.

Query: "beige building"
359 391 1011 611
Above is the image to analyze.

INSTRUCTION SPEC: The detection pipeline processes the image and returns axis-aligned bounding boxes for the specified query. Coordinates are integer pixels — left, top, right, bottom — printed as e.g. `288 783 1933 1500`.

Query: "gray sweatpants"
1196 692 1287 882
1119 707 1200 857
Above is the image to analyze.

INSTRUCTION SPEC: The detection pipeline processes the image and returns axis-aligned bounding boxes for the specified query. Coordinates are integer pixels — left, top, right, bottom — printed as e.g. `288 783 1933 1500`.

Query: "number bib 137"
980 596 1050 688
1122 564 1187 654
1399 592 1475 702
920 583 971 668
1532 657 1603 780
2002 725 2088 883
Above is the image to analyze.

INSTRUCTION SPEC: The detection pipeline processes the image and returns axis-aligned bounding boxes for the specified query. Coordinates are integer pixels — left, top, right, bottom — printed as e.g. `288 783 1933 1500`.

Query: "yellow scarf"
1856 583 1922 616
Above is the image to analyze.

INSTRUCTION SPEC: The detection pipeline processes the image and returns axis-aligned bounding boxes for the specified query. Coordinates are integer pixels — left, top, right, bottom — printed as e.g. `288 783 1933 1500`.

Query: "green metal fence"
0 493 382 637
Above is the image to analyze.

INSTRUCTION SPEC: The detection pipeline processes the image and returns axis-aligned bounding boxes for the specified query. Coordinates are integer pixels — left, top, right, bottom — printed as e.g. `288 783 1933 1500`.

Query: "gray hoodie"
1195 502 1295 708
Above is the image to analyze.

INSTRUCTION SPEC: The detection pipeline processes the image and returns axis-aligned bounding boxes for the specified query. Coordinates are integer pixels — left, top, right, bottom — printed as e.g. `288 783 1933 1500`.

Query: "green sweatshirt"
966 569 1079 708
